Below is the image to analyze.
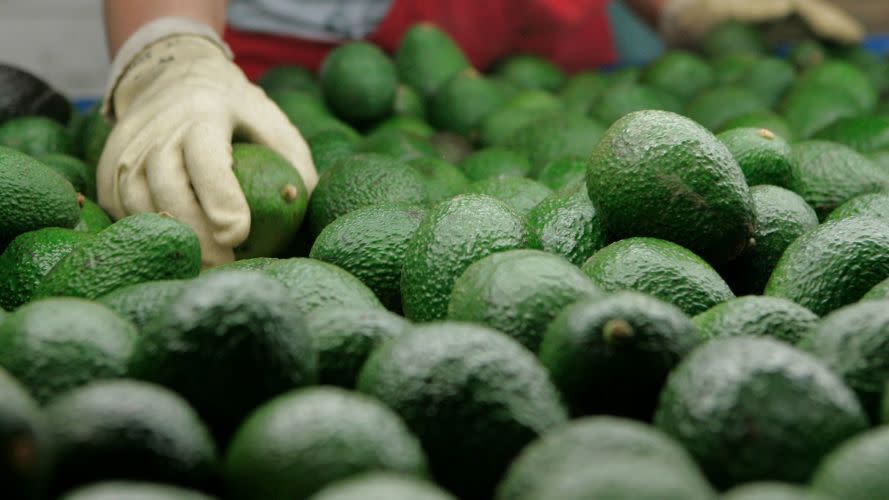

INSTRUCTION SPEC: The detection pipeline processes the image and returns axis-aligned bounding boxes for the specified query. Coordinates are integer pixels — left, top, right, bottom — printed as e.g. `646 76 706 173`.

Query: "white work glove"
661 0 866 46
99 18 318 267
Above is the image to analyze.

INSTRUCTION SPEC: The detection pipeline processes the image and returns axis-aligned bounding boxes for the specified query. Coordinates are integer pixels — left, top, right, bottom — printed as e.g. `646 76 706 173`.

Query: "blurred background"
0 0 885 103
0 0 108 99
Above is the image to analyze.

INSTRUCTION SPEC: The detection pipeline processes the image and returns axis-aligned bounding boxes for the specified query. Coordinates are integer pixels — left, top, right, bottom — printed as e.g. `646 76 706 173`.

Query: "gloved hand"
661 0 866 46
98 18 318 267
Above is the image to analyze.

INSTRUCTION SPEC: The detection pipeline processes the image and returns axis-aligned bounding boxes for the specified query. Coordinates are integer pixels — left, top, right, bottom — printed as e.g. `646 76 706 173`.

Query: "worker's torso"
224 0 619 78
227 0 395 42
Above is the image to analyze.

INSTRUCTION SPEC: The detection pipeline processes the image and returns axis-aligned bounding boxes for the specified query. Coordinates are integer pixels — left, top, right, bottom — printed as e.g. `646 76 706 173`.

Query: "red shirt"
225 0 616 81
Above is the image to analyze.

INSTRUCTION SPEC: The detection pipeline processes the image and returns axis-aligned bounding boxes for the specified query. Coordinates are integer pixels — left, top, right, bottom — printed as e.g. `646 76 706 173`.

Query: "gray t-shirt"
227 0 395 41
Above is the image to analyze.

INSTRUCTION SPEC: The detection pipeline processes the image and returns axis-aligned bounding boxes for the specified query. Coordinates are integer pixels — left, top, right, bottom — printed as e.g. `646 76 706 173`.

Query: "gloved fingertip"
198 238 236 269
212 214 251 249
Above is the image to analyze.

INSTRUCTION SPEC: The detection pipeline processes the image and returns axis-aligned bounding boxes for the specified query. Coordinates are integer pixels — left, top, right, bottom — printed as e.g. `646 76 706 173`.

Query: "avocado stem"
76 193 85 207
757 128 776 140
603 319 634 344
281 184 299 202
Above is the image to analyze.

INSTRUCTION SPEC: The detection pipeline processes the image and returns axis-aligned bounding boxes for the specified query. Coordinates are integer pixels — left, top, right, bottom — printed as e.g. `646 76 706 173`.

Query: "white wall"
0 0 109 99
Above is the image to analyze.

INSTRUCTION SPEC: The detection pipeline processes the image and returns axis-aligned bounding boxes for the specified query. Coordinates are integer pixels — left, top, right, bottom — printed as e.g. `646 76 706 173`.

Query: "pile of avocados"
4 20 889 500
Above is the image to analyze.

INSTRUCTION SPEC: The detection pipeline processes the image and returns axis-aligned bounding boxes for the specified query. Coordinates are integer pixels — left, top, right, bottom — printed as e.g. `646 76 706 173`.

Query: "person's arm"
104 0 228 56
622 0 668 28
622 0 864 46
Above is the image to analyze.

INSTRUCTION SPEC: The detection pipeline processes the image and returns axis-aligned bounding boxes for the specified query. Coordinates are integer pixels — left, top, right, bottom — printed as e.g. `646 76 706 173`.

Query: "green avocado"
717 127 794 188
540 292 699 419
0 298 136 404
826 192 889 223
395 23 469 98
814 115 889 154
480 91 564 146
781 83 863 139
505 113 605 175
224 387 427 500
642 50 714 102
304 307 410 387
591 83 681 126
58 482 218 500
526 180 606 267
720 111 793 141
232 143 308 259
582 237 734 316
686 87 767 131
0 367 51 500
308 130 356 174
264 257 384 315
798 60 877 113
722 482 834 500
36 153 95 199
127 271 317 441
428 70 505 139
811 426 889 500
310 204 426 312
700 21 766 57
320 42 397 124
863 276 889 300
97 280 188 333
655 336 867 488
534 156 585 190
358 322 567 500
307 153 427 235
586 110 754 264
447 249 601 351
721 185 819 295
465 176 552 217
45 380 217 494
458 147 532 181
0 145 80 246
0 116 75 156
407 157 469 203
309 473 456 500
764 216 889 316
788 140 889 219
34 213 201 300
494 55 565 92
496 416 701 500
692 296 818 343
400 194 535 322
558 72 606 116
73 198 112 234
799 299 889 420
0 227 92 310
358 129 438 162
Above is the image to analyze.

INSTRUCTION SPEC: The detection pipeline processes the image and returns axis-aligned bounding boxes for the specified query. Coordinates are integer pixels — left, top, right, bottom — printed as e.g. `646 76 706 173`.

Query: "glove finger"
726 0 793 22
116 137 157 215
145 133 236 268
235 87 319 192
96 116 156 219
795 0 865 44
182 121 251 248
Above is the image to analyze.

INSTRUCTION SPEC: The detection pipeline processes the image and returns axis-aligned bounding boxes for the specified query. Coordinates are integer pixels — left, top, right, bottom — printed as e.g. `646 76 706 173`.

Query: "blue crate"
864 34 889 55
73 98 99 115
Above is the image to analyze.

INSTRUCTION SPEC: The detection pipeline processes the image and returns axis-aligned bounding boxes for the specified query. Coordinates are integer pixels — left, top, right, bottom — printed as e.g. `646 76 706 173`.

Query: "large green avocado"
358 323 567 499
127 271 317 441
581 237 734 316
765 216 889 316
586 110 754 264
34 213 201 300
655 336 867 489
400 194 535 322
